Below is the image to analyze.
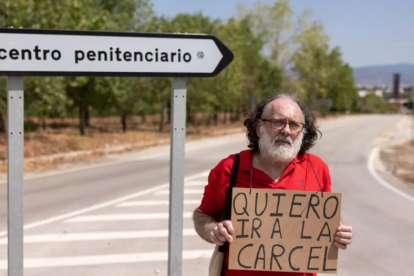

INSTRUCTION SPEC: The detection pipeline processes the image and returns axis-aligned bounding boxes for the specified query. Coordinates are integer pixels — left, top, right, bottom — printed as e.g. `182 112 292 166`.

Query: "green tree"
60 0 154 135
237 0 315 93
0 0 72 131
357 94 399 114
0 0 155 135
325 48 359 112
292 20 330 106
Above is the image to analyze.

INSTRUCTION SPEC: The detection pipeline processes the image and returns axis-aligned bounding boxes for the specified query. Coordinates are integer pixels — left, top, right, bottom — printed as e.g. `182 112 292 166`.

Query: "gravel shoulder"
379 114 414 189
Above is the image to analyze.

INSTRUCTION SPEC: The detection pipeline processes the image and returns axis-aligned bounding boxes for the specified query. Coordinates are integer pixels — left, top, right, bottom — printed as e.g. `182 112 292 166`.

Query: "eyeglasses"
261 118 304 132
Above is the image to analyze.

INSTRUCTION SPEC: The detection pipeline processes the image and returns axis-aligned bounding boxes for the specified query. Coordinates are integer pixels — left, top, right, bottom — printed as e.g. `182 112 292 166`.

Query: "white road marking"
185 181 207 186
116 199 201 207
0 249 214 269
0 170 209 238
64 212 193 223
367 147 414 204
154 189 204 195
0 229 197 244
192 171 210 178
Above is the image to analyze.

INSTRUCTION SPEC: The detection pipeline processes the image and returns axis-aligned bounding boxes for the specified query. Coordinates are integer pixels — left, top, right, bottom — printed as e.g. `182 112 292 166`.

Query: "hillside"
352 63 414 87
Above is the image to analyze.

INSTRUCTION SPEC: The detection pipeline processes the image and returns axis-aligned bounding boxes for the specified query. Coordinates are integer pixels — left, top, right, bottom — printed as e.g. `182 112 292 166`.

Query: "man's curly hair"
243 94 322 156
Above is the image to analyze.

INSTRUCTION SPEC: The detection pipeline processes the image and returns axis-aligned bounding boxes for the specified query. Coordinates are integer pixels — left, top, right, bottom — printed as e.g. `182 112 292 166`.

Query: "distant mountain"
352 63 414 87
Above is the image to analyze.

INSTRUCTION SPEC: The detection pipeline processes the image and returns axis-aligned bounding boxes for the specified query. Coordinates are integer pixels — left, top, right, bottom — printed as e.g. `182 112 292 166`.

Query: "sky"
152 0 414 68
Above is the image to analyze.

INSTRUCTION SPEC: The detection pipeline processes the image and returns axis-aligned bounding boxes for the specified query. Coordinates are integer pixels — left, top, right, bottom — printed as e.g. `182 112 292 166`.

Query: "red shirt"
198 150 332 276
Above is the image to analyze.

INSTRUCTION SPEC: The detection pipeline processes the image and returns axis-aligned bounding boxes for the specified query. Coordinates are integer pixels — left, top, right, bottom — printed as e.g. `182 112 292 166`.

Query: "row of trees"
0 0 361 135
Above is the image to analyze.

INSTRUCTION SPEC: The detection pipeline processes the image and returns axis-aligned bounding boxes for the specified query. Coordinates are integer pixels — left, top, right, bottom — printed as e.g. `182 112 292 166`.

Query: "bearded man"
192 94 354 276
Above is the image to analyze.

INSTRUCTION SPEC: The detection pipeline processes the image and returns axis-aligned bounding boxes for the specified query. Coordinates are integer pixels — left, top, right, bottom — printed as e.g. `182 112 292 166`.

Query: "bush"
356 94 400 114
24 120 39 132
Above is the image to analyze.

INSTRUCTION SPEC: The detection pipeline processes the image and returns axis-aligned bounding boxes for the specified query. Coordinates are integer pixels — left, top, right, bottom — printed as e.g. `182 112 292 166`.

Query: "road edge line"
367 146 414 204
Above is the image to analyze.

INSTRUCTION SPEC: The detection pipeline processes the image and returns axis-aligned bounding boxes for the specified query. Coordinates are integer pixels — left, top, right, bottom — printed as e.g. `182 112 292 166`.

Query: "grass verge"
0 121 245 174
380 140 414 187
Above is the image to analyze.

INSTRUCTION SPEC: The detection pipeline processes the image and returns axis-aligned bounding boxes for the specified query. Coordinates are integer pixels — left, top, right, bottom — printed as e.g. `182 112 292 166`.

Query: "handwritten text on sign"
228 188 342 274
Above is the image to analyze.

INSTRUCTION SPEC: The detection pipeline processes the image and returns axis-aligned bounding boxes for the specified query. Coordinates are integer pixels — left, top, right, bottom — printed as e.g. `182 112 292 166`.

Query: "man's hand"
207 220 234 246
335 225 353 250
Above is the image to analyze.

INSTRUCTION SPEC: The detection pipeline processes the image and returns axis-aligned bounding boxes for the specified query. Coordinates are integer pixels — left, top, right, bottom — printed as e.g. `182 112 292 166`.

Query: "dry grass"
380 141 414 186
0 113 341 174
0 115 245 173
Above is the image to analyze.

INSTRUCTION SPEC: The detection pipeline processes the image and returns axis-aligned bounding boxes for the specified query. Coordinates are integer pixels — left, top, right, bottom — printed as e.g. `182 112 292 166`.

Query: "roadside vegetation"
380 140 414 187
0 0 401 172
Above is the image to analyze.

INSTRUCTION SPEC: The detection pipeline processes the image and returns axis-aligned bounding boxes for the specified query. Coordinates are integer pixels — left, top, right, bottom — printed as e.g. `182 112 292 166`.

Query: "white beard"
258 126 303 163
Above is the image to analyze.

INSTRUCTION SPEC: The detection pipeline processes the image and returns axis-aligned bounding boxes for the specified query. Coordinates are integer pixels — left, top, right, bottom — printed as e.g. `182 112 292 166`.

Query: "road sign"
0 28 234 77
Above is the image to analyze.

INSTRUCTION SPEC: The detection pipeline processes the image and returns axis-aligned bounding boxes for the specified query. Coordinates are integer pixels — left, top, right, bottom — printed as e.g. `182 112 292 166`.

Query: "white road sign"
0 28 234 77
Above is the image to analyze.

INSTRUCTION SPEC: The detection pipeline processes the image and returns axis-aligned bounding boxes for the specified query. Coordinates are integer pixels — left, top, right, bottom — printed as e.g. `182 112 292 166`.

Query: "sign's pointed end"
212 37 234 77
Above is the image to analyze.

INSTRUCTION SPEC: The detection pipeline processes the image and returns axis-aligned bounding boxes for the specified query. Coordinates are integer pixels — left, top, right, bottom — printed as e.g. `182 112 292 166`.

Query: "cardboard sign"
229 187 342 274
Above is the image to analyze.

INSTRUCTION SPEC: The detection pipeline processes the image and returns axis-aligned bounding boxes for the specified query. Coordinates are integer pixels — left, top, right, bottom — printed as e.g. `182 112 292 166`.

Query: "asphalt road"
0 114 412 276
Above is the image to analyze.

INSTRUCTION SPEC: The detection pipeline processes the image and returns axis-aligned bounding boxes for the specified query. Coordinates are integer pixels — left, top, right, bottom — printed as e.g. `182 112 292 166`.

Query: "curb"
0 127 245 179
0 127 245 164
1 139 171 165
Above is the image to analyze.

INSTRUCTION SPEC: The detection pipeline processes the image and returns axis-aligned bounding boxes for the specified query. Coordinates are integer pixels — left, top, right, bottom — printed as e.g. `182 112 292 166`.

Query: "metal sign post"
168 78 187 276
7 77 24 276
0 27 234 276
